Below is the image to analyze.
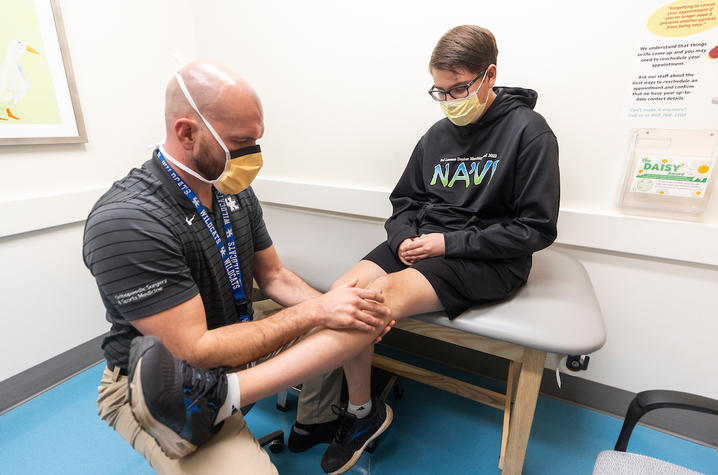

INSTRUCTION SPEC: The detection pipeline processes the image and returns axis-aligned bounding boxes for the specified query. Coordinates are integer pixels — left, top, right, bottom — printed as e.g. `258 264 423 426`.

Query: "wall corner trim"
254 177 718 267
0 188 107 238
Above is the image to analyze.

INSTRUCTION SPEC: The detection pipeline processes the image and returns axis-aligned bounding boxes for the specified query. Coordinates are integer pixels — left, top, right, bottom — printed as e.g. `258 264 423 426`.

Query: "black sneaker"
127 336 228 459
320 398 393 474
288 419 340 453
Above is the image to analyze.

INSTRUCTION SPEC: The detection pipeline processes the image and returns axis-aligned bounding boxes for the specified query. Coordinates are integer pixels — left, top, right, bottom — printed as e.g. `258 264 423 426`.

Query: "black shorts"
363 241 528 319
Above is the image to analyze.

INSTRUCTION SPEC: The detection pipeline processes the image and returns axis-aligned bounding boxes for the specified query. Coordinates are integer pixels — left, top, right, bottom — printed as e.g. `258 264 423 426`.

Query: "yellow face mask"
439 70 489 126
160 144 264 195
213 145 264 195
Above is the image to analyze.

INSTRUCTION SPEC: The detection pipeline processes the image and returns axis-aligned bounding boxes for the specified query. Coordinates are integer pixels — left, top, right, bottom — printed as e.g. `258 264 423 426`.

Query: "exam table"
374 247 606 474
272 246 606 474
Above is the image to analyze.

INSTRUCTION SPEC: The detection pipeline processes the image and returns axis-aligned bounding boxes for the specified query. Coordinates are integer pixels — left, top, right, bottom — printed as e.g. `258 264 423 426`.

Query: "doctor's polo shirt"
82 150 273 373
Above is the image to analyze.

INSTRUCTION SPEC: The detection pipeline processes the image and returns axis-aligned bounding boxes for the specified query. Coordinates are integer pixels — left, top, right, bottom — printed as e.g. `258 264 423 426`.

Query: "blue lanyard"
157 150 250 321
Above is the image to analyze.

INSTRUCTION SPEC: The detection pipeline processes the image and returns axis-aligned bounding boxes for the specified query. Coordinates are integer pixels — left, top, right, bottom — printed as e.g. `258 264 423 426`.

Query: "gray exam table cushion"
411 248 606 356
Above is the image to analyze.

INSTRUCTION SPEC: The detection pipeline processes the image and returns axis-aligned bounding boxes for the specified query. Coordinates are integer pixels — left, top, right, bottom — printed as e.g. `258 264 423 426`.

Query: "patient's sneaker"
127 336 227 459
320 397 393 474
288 418 340 452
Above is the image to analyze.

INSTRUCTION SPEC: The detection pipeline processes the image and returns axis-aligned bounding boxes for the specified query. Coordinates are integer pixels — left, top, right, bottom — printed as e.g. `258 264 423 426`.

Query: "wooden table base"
376 318 549 475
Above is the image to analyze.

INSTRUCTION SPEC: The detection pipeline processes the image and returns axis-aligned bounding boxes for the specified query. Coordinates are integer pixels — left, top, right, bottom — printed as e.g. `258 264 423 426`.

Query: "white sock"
347 399 372 419
215 373 241 425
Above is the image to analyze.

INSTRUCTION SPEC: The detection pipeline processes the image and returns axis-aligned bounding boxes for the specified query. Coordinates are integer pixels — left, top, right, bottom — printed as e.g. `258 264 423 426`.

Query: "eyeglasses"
428 72 484 102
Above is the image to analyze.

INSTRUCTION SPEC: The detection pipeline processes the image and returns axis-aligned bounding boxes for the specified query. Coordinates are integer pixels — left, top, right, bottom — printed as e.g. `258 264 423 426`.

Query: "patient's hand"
397 238 416 266
313 280 391 332
400 233 445 263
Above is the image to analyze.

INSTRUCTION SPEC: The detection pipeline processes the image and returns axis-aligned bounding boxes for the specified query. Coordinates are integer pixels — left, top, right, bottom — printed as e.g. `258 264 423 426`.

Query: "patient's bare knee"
367 274 389 291
367 275 398 315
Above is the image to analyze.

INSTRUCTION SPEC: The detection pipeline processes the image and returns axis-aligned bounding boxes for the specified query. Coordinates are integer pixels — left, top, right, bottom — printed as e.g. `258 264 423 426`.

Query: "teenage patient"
325 22 560 460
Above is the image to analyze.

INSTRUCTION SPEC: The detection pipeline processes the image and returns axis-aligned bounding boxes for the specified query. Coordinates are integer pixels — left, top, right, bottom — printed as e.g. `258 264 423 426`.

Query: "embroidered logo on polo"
429 153 500 188
114 279 168 306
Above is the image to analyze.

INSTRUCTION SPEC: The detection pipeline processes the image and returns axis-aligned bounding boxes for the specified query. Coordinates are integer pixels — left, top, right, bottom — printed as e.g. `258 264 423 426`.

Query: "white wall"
192 0 718 222
563 246 718 397
191 0 718 399
0 0 199 381
2 0 717 402
0 223 106 380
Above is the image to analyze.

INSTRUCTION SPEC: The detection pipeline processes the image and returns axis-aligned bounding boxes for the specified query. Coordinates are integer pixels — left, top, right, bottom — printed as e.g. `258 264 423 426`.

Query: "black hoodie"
385 87 560 275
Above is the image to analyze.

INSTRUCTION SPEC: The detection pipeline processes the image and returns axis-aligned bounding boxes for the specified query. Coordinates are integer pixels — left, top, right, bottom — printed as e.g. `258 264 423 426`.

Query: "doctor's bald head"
164 61 262 133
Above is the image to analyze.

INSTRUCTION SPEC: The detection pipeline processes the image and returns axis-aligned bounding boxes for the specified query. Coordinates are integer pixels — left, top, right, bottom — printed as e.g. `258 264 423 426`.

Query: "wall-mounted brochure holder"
619 128 718 220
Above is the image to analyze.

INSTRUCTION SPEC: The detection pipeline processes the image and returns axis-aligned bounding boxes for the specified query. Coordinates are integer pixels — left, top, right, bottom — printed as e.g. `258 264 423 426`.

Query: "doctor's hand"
374 319 396 344
313 280 391 332
399 233 445 264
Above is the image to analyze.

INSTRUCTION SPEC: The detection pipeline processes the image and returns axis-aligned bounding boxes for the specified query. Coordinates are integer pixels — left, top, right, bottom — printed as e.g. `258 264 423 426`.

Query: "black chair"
258 430 284 454
241 403 284 453
593 390 718 474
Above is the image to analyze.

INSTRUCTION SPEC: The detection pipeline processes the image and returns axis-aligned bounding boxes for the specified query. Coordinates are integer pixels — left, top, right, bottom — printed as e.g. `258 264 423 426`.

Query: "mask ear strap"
158 145 214 184
478 68 491 104
175 71 231 160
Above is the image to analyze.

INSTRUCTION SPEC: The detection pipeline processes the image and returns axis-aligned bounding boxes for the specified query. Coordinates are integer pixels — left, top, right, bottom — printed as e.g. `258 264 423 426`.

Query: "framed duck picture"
0 0 86 145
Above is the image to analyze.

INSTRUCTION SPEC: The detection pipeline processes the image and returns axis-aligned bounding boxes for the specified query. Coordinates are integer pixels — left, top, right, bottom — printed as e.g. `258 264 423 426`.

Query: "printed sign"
630 153 713 197
627 0 718 125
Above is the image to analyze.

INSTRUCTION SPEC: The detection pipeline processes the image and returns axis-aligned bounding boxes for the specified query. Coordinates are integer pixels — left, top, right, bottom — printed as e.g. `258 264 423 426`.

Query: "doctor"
83 61 394 474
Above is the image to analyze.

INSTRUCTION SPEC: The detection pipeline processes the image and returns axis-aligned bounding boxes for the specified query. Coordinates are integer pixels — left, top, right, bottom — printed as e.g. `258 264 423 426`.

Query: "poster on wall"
620 1 717 220
0 0 86 145
627 0 718 125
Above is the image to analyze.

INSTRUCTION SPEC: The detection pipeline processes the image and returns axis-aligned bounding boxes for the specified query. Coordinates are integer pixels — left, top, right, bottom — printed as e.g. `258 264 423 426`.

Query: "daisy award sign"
619 128 718 219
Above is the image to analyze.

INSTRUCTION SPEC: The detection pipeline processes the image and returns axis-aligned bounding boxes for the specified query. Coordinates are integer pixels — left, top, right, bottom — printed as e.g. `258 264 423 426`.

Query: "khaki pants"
96 302 343 473
253 299 343 425
295 367 343 424
98 365 278 474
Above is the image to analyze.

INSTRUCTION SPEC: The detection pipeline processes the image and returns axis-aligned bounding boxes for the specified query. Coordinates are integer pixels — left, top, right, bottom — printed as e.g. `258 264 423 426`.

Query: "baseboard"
0 334 106 415
380 328 718 449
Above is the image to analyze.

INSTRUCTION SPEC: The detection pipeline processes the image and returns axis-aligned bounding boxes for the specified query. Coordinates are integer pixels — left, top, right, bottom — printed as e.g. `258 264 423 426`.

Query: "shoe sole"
328 404 394 475
128 338 197 460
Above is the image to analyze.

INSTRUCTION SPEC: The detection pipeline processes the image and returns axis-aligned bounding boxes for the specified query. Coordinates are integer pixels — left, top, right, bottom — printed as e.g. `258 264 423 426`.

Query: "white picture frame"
0 0 87 145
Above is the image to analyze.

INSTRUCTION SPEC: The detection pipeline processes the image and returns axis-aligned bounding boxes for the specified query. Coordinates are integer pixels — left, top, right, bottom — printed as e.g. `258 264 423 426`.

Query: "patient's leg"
331 261 441 404
331 259 387 290
291 261 387 428
365 268 442 320
237 268 441 406
343 268 442 404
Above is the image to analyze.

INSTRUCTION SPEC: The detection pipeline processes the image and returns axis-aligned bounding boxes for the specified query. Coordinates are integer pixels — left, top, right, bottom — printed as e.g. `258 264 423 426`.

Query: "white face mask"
161 71 263 194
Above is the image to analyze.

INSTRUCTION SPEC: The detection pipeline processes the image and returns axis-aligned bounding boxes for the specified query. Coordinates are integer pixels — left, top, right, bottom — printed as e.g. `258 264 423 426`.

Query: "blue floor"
1 353 716 475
